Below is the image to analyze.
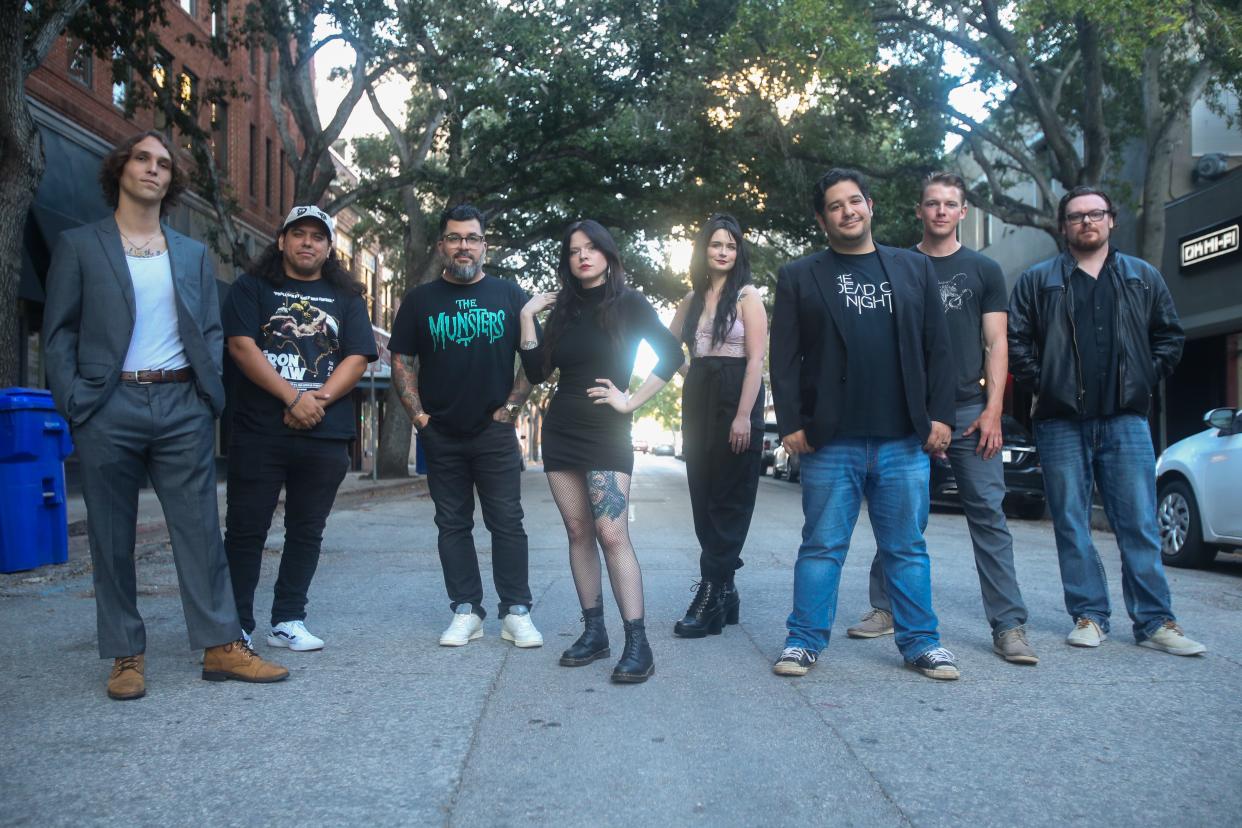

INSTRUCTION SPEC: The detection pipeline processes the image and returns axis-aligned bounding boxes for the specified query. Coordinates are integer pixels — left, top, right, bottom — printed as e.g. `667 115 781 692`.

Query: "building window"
211 102 228 173
983 211 994 248
336 231 354 274
249 46 258 76
151 50 173 134
361 251 377 308
111 48 130 109
248 125 257 198
67 39 92 87
279 149 286 211
264 137 272 208
177 70 197 149
179 0 197 16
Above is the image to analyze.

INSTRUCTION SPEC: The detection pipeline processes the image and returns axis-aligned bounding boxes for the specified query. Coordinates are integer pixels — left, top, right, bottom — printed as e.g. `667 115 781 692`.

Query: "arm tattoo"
392 354 423 419
587 471 627 521
507 360 533 406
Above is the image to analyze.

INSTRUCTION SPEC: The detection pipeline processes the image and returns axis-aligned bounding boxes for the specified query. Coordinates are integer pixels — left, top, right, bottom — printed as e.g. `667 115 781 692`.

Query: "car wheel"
1157 480 1215 569
773 466 784 480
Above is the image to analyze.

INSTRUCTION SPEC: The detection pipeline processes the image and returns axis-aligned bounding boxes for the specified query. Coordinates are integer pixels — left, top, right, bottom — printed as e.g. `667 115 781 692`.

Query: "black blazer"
769 244 955 447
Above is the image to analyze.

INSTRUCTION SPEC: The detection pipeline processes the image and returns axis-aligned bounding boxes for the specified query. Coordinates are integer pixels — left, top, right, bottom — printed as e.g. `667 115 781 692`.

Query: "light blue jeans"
1033 414 1175 641
785 435 942 661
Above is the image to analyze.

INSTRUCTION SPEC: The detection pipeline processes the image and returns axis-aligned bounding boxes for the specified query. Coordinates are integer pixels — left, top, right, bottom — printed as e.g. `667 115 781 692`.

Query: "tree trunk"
376 383 412 478
0 17 44 387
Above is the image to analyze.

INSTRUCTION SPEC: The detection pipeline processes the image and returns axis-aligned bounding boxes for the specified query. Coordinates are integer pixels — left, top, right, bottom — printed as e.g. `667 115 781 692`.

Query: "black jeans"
420 419 531 619
681 357 763 582
224 431 350 634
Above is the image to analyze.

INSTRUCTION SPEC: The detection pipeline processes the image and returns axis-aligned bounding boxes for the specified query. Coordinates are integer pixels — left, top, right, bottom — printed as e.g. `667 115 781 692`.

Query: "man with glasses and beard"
1008 186 1206 657
388 204 542 649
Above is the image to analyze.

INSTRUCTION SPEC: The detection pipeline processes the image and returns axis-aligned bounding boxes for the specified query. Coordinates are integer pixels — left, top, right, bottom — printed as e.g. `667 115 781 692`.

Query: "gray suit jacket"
42 216 226 427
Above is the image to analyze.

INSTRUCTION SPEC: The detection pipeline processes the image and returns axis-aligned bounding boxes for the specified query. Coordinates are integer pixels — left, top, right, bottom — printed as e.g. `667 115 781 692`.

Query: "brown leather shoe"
202 640 289 683
107 654 146 700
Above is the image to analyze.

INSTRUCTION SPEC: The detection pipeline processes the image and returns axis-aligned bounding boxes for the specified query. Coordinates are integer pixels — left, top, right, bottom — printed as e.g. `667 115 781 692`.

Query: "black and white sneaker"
772 646 817 677
908 647 959 680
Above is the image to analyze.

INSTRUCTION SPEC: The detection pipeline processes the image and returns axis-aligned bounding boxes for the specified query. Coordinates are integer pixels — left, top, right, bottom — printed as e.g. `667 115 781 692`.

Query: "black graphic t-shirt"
834 251 914 439
388 275 530 438
223 273 378 440
914 245 1008 402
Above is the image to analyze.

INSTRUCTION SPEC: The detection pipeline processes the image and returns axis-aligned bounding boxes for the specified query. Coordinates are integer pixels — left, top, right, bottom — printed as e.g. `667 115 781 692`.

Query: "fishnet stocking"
546 469 645 620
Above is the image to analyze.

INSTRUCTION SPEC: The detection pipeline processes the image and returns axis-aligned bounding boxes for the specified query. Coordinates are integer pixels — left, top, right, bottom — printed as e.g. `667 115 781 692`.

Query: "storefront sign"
1180 219 1240 270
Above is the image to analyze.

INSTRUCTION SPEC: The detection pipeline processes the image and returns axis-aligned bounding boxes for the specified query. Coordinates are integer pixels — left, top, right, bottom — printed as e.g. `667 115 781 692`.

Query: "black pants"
224 431 350 634
681 357 762 582
420 419 531 619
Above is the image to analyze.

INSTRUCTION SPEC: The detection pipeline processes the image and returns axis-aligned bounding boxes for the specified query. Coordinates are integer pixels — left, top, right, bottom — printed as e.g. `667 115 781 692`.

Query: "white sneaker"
267 620 325 651
241 629 253 648
1138 621 1207 656
1066 618 1106 648
500 608 544 648
439 608 484 647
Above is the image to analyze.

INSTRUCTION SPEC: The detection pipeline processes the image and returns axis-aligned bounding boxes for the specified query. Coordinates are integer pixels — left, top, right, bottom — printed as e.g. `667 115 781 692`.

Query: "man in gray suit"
43 131 288 700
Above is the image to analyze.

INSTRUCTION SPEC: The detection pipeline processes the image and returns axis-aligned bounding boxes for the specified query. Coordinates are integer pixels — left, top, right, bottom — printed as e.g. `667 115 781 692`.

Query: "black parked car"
930 415 1045 520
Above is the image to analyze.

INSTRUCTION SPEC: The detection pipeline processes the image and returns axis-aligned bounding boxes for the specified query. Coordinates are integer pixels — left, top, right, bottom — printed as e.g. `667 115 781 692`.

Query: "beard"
1068 233 1108 254
445 255 482 282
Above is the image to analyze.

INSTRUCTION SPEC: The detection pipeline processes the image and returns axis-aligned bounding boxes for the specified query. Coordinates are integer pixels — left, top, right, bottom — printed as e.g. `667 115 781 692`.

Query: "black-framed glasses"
442 233 485 246
1065 209 1112 225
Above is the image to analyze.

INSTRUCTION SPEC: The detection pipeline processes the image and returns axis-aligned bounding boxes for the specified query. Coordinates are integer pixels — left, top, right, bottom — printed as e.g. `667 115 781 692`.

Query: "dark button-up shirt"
1069 266 1118 418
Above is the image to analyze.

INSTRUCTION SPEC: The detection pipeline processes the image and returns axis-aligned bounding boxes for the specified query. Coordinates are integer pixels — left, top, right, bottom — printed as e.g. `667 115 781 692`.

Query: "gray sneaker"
1138 621 1206 656
993 626 1039 665
847 608 894 639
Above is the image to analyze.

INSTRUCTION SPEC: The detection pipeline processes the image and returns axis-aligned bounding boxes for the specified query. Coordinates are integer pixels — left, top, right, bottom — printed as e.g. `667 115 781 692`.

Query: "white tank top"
121 251 189 372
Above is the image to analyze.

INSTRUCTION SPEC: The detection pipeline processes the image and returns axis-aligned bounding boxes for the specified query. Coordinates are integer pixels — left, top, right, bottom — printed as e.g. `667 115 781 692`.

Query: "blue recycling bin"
0 388 74 573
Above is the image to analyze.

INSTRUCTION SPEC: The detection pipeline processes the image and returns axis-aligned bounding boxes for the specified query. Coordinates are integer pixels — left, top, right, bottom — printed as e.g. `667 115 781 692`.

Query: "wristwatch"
503 402 522 422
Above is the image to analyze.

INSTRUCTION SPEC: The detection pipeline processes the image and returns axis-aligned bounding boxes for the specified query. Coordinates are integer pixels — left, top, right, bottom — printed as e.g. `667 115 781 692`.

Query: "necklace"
120 229 164 258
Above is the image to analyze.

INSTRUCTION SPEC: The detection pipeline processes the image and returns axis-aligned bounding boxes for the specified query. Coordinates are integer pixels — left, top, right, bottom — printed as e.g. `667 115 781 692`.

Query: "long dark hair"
251 231 365 295
683 214 751 351
542 219 628 371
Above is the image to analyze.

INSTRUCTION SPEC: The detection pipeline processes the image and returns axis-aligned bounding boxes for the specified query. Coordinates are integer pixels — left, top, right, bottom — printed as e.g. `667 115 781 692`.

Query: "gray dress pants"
868 400 1028 632
74 381 239 657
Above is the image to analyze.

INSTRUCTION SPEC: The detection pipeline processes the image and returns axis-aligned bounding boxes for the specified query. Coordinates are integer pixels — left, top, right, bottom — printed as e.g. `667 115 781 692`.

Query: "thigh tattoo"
587 471 627 521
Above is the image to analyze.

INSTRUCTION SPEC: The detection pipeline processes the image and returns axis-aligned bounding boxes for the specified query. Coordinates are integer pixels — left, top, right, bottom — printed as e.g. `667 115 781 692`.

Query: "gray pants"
74 381 239 657
868 401 1028 632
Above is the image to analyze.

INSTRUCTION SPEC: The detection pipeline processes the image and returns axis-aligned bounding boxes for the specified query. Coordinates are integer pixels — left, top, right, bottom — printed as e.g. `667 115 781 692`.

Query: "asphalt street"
2 454 1240 827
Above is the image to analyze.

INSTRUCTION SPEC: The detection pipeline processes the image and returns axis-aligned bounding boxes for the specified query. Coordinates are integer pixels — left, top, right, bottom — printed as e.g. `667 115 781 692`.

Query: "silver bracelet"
520 340 539 350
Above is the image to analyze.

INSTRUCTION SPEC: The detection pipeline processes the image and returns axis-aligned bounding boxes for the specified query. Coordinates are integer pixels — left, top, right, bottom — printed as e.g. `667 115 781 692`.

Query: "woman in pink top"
668 214 768 638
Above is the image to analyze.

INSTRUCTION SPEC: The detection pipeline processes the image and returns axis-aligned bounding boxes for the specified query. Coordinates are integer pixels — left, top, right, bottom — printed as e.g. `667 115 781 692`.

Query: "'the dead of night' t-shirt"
387 275 530 438
913 245 1008 402
223 273 377 439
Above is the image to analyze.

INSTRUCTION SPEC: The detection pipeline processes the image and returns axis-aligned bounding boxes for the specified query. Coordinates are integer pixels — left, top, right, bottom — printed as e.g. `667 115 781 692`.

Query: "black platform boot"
559 607 610 667
611 618 654 683
673 579 727 638
722 581 740 626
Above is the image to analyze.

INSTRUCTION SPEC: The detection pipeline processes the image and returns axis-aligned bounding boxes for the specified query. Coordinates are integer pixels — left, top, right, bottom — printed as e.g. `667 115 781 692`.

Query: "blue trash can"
0 388 74 573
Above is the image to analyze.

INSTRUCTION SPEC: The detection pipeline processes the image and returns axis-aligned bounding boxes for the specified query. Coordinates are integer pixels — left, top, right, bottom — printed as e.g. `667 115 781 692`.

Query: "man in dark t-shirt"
769 168 958 681
388 204 541 649
222 205 378 653
847 172 1037 666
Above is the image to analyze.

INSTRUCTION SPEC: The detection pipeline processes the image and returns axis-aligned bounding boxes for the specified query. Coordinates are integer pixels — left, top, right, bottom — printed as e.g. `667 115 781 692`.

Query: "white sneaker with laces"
1066 617 1105 648
267 620 325 651
439 608 484 647
500 609 544 648
1138 621 1206 656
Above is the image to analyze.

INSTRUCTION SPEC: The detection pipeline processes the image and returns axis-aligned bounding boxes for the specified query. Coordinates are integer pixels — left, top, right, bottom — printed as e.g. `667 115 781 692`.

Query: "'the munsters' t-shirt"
223 273 377 439
387 275 530 438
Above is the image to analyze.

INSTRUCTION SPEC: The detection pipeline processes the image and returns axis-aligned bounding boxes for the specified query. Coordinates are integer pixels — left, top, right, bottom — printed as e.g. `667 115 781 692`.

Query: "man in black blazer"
43 131 288 700
768 168 959 680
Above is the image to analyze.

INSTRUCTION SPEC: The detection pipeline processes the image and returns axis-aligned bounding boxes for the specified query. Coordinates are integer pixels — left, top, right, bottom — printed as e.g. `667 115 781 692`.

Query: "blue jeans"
785 435 941 661
1033 415 1175 641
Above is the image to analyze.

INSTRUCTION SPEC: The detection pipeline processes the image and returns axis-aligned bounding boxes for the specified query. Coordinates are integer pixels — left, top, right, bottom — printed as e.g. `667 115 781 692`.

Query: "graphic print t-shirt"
914 245 1008 402
834 251 914 439
387 276 529 438
223 273 378 439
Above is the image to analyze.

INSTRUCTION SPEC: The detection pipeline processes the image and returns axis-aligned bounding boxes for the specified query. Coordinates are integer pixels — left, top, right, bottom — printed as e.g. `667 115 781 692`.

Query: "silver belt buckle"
135 371 154 385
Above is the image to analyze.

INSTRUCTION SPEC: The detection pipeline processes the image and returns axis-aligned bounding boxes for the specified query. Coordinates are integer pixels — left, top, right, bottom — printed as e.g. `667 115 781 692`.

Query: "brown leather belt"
120 368 194 384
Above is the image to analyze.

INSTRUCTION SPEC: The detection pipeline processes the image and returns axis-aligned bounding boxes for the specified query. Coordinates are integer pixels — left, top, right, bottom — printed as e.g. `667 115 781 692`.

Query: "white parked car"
1155 407 1242 568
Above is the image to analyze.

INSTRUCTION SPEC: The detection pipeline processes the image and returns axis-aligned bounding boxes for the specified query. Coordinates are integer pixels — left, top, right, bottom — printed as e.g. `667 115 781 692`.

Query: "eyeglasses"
441 233 485 246
1065 209 1112 225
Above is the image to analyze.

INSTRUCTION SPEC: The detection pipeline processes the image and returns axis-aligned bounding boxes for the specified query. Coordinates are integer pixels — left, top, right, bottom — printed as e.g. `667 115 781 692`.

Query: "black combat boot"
559 607 610 667
722 580 740 626
673 579 727 638
611 618 654 683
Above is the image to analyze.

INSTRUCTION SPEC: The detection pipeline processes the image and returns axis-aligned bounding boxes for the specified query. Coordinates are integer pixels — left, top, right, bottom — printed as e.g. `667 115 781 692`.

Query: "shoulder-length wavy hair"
541 219 628 371
250 230 365 295
98 131 189 217
683 213 751 351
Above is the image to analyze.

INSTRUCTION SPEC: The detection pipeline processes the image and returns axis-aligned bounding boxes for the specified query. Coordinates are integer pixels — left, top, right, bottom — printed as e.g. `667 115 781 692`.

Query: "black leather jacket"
1007 248 1184 420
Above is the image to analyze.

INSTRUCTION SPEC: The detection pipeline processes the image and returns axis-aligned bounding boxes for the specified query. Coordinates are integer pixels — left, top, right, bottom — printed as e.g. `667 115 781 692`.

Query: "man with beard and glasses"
388 204 541 649
1008 186 1206 656
221 206 377 653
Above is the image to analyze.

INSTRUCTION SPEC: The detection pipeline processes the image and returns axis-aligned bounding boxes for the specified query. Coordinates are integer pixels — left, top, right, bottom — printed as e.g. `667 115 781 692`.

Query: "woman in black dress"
667 214 767 637
519 220 684 683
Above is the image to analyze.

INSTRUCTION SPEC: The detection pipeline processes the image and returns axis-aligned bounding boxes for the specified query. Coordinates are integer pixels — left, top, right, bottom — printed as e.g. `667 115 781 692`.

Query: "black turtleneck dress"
521 285 684 474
